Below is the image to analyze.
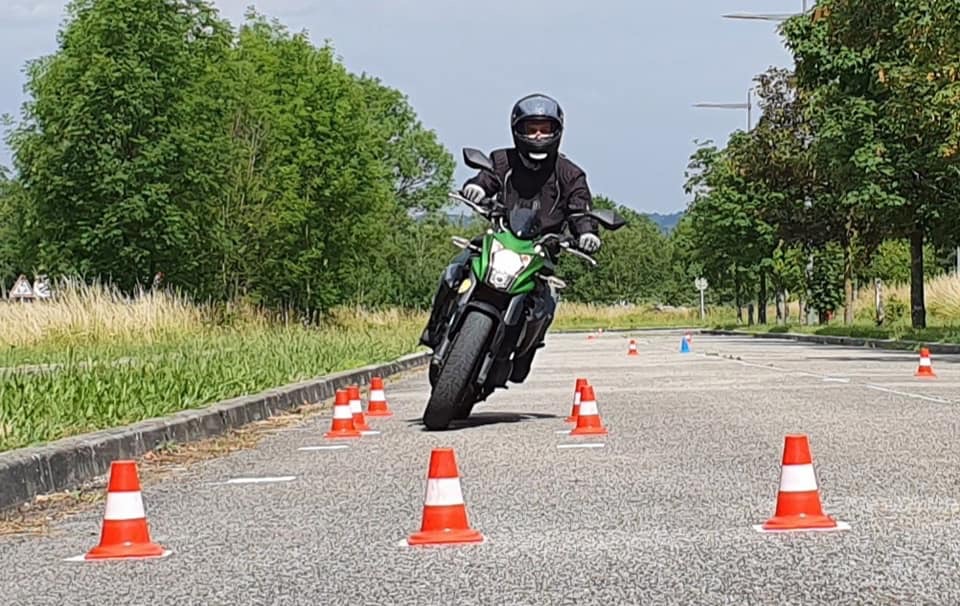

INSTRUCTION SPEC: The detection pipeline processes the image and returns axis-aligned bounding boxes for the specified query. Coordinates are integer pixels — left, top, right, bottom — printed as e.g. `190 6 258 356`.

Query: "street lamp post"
692 89 753 132
722 0 812 22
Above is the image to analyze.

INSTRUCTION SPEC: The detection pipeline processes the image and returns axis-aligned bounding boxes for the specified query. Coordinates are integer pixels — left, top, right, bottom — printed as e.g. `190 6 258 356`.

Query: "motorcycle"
421 147 627 431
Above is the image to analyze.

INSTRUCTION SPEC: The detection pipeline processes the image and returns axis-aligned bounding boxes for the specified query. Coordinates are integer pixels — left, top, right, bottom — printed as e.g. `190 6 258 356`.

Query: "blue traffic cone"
679 335 691 354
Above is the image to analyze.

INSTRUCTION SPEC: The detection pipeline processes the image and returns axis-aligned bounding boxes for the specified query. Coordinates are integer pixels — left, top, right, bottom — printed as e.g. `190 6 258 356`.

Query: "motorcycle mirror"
567 209 627 231
589 209 627 231
462 147 495 173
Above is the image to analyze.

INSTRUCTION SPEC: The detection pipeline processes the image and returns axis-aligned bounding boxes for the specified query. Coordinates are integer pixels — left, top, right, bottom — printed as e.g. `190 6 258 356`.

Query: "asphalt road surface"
2 330 960 605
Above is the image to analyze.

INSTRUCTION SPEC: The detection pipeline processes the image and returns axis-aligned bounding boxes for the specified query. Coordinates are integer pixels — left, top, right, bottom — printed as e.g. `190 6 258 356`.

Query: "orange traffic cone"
83 461 169 560
366 376 393 417
915 348 936 378
569 384 608 436
566 378 588 423
348 384 373 431
407 448 484 546
755 434 848 532
325 389 361 439
627 339 639 356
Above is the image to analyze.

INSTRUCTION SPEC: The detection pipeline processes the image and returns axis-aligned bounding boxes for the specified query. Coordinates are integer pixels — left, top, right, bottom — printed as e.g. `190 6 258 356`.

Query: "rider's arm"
464 171 499 195
463 150 506 197
564 170 599 237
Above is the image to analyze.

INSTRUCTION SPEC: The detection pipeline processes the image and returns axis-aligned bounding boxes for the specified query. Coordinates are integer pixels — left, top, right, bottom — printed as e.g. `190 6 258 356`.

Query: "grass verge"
0 282 426 452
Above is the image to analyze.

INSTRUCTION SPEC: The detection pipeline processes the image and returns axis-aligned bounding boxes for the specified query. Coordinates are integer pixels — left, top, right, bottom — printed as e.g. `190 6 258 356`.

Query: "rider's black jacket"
464 149 599 240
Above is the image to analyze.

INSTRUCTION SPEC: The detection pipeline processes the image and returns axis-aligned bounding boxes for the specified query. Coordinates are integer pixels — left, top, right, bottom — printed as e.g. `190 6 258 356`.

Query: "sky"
0 0 800 215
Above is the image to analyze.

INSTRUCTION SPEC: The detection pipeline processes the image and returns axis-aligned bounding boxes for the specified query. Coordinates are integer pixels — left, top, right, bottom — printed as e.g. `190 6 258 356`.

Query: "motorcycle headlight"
487 239 533 289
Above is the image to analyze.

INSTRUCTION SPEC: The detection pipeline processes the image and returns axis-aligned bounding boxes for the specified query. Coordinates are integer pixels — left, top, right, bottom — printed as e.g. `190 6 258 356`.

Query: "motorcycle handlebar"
448 191 597 266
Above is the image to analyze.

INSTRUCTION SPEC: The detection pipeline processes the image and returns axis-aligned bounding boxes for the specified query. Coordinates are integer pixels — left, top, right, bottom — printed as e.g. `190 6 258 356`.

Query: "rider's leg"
420 248 474 348
509 280 558 382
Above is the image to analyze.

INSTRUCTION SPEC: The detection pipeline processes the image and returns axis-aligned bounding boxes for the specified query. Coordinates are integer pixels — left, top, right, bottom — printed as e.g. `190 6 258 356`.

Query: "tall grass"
553 301 731 329
1 278 215 350
853 273 960 325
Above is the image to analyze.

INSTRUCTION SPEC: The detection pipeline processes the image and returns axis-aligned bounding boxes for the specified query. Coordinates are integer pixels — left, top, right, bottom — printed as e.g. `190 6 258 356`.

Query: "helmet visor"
518 118 559 139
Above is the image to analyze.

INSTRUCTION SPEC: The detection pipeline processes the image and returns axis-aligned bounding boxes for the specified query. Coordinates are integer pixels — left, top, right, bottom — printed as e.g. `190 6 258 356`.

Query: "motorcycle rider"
419 92 602 382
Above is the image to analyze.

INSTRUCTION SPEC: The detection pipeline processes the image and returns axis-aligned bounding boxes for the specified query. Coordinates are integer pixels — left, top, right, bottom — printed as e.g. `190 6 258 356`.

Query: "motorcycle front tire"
422 312 493 431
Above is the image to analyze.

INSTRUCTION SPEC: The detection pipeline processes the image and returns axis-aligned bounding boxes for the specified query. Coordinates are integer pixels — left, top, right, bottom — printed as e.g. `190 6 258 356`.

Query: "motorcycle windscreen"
507 206 542 240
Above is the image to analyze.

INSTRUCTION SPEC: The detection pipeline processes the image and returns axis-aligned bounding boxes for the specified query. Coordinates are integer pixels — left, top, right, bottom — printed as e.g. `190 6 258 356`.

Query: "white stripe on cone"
778 463 819 492
370 389 386 400
574 391 581 406
103 491 146 521
349 398 362 414
920 357 932 367
578 399 598 416
333 404 352 419
424 478 465 506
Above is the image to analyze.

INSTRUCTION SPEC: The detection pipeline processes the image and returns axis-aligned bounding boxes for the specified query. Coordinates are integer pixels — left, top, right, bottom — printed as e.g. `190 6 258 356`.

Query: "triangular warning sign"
9 275 34 300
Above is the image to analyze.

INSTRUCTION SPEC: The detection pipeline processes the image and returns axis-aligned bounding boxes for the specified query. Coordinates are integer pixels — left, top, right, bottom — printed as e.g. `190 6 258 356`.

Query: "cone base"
352 419 373 431
754 519 850 533
84 542 168 560
570 426 608 436
407 528 484 546
760 513 841 531
366 406 392 417
324 428 361 439
915 371 936 378
565 415 578 423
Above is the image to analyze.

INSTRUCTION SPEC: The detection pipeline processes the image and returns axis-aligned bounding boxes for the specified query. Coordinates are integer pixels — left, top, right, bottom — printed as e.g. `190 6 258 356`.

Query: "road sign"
33 275 51 299
695 278 709 321
9 275 34 300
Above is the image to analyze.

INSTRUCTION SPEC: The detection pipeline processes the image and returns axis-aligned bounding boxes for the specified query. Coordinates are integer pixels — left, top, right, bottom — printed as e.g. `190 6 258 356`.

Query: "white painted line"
361 430 381 436
864 384 950 404
557 443 605 449
725 353 957 404
752 521 851 533
298 445 349 451
65 549 174 562
555 429 571 434
222 476 296 485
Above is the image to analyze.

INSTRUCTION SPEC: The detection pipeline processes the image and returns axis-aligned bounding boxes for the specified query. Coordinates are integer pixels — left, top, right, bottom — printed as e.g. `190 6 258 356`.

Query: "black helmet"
511 93 564 170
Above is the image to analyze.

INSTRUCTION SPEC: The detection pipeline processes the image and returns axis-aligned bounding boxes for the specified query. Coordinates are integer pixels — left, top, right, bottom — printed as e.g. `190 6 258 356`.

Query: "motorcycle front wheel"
422 311 493 430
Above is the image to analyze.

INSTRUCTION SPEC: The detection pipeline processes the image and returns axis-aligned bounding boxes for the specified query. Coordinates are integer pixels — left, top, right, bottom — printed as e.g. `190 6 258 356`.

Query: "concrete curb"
699 329 960 355
0 350 432 513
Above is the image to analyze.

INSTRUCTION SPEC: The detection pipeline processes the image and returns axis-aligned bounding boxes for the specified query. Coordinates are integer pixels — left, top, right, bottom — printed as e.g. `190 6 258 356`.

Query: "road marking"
298 445 349 451
222 476 296 485
557 443 605 449
717 351 957 404
555 429 571 434
863 384 951 404
361 430 381 436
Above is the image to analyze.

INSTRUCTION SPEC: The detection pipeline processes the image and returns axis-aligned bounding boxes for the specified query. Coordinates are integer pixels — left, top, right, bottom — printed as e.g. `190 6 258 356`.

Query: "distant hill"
644 211 684 234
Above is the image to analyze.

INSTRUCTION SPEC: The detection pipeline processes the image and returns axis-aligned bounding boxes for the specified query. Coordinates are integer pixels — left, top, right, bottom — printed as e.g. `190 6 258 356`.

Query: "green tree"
9 0 235 293
783 1 960 328
352 74 454 213
558 196 672 305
